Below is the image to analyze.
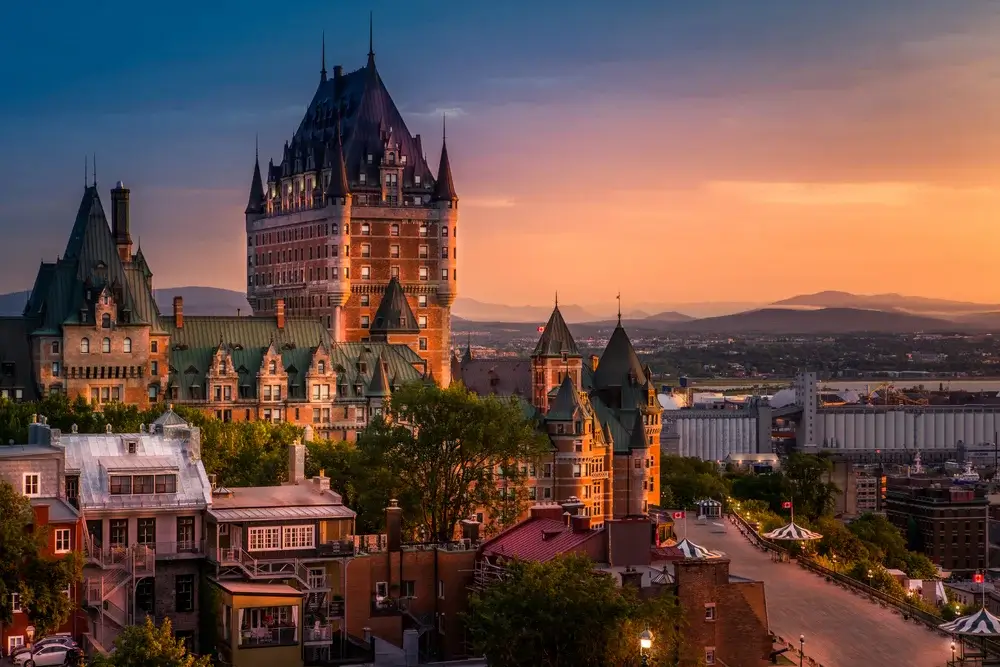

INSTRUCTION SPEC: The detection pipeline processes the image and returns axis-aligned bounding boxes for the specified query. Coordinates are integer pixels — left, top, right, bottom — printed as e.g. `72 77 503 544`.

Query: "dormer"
96 286 117 330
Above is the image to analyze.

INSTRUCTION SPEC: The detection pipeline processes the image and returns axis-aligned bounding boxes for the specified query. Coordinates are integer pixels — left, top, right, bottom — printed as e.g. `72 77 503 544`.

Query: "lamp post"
639 629 653 667
799 634 805 667
868 568 874 589
832 554 838 571
951 641 957 664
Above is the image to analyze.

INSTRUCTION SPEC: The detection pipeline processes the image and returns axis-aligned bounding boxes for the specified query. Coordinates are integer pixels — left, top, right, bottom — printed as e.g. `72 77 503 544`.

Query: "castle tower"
110 181 132 263
530 298 582 413
244 28 456 384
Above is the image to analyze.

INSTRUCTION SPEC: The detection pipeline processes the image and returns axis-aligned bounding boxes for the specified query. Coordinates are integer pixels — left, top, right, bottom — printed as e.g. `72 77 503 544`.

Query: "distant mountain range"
2 287 999 335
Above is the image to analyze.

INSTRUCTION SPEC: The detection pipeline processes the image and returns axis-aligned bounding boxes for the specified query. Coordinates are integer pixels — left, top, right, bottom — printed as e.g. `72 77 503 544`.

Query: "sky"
1 0 998 308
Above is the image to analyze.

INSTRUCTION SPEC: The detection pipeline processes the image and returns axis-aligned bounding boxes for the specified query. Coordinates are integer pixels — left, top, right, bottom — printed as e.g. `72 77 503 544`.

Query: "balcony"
304 622 335 645
239 626 298 647
317 540 355 558
149 540 204 559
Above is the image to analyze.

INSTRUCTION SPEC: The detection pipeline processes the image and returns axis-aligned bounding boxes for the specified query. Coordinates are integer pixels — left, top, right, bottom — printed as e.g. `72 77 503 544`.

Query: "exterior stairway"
215 548 313 589
83 532 155 606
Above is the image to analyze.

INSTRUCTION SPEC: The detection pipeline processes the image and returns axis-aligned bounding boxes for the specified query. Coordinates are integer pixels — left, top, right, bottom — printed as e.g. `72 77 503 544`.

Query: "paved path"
684 519 952 667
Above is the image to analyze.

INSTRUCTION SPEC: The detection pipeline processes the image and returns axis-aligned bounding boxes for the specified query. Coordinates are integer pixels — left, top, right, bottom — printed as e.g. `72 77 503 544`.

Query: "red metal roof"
480 517 600 563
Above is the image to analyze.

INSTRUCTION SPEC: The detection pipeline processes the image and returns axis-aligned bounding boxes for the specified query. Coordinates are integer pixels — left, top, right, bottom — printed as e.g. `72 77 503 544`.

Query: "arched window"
318 361 326 374
123 338 132 353
269 360 277 375
102 338 111 353
101 313 111 329
80 338 90 354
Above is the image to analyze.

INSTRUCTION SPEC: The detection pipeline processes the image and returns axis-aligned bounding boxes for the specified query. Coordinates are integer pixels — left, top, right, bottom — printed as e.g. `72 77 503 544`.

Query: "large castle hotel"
0 37 455 438
244 37 458 386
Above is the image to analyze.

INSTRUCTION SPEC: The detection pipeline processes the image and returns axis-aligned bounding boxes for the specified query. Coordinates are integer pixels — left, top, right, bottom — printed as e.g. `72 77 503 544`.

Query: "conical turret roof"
245 155 265 215
593 322 645 389
327 115 350 200
366 351 391 397
370 277 419 335
547 375 589 421
533 304 579 357
432 136 457 202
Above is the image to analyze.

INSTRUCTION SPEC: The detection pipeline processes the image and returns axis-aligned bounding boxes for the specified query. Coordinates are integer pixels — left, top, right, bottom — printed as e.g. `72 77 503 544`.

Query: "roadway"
684 519 952 667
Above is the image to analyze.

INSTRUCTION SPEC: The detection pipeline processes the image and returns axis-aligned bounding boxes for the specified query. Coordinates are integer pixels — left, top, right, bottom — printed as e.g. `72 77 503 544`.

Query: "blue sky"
1 1 998 304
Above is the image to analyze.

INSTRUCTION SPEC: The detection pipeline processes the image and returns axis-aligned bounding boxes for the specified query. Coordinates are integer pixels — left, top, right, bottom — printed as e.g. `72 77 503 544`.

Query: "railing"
148 540 204 557
103 599 127 628
239 626 298 647
304 623 334 644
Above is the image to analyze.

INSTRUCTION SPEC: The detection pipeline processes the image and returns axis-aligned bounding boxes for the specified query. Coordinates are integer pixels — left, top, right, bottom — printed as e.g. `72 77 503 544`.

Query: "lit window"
361 223 370 235
55 529 71 553
102 338 111 353
361 243 371 258
419 225 427 237
441 268 449 280
390 244 400 258
390 266 399 278
391 224 399 236
282 525 315 549
418 295 427 308
361 266 371 280
705 647 716 665
80 338 90 353
22 473 40 497
418 316 427 329
705 603 716 621
419 338 428 351
11 593 22 613
318 361 326 374
418 245 428 259
419 267 428 281
123 337 132 353
361 316 370 329
51 361 60 377
248 527 281 551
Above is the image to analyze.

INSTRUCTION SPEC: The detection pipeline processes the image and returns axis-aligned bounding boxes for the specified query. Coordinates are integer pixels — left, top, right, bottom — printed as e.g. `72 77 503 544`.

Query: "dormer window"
126 439 138 454
415 175 421 185
102 313 112 328
318 361 326 374
400 155 407 165
220 361 227 375
387 152 395 164
269 360 277 375
367 154 373 164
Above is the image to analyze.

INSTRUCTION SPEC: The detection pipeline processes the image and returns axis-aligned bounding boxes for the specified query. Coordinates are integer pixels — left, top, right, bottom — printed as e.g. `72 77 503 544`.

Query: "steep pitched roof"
245 156 265 215
369 277 419 335
480 517 602 562
326 117 351 200
532 305 579 357
366 351 391 397
593 323 645 389
432 137 457 201
627 410 648 449
547 375 586 421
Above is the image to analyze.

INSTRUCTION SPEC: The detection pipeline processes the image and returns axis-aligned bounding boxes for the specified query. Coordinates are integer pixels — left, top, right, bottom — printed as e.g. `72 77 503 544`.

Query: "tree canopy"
0 480 82 637
94 617 211 667
465 553 682 667
659 456 730 507
358 382 550 541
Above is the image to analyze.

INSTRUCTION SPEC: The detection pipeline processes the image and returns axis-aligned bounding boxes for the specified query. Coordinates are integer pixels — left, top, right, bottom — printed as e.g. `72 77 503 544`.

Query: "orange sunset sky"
1 1 998 308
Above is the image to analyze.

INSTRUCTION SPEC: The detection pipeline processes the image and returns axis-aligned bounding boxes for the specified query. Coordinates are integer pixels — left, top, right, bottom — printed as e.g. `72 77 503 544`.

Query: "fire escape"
83 532 155 640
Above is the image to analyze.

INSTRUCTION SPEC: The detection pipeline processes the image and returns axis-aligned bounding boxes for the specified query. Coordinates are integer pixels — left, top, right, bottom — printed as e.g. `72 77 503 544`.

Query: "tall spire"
555 290 558 308
320 32 327 82
616 292 622 323
367 11 375 66
246 139 265 215
326 111 350 201
85 155 88 190
92 154 97 187
432 115 458 202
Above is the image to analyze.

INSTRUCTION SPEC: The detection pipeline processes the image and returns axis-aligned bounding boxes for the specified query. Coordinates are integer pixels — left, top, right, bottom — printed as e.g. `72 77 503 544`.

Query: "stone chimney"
287 441 305 485
111 181 132 262
460 516 481 543
560 496 585 517
571 514 592 533
313 469 331 494
173 296 184 328
386 499 403 552
276 298 286 330
529 504 565 522
620 566 643 589
590 355 599 371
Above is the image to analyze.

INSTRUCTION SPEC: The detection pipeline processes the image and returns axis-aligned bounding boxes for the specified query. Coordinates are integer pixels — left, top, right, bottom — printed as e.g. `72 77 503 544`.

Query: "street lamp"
951 641 957 664
868 568 874 588
639 629 653 666
799 634 805 667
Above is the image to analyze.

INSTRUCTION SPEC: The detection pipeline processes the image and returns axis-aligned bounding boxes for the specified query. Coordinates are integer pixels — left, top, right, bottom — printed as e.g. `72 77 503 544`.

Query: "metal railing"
239 626 298 647
148 540 204 557
304 623 334 644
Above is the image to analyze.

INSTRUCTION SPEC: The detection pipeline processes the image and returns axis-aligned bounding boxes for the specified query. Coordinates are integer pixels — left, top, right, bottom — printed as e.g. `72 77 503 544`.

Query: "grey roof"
533 305 579 357
457 358 532 398
0 443 61 459
369 278 419 336
593 323 645 389
30 497 79 523
326 117 350 200
153 408 189 427
547 375 588 422
432 137 457 201
63 432 211 512
208 482 355 522
209 504 355 522
246 157 266 215
0 317 39 400
99 455 177 471
366 351 391 397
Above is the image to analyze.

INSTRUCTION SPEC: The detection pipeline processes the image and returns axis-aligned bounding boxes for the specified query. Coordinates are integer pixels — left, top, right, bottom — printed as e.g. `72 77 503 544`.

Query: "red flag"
672 511 685 519
782 501 792 509
537 326 545 332
974 573 985 583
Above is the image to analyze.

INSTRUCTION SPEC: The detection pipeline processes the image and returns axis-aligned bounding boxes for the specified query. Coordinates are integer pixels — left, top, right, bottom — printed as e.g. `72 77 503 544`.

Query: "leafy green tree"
848 513 908 564
900 551 939 580
783 453 839 520
660 456 730 507
0 480 82 638
364 382 549 542
815 516 869 563
94 617 211 667
466 553 681 667
0 394 164 445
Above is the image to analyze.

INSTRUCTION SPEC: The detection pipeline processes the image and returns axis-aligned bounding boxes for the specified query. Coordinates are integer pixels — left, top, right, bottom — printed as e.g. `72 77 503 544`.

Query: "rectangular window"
151 341 158 353
418 295 427 308
704 603 716 621
55 528 72 553
390 244 400 258
177 517 196 551
361 316 370 329
418 337 428 351
544 463 553 478
441 268 449 280
22 473 40 497
248 527 281 551
441 245 449 259
138 518 156 545
402 580 416 598
418 316 427 329
11 593 22 613
134 475 155 494
136 577 155 615
705 647 716 665
176 575 195 613
8 636 24 653
418 245 428 259
154 474 177 494
110 518 128 547
110 475 132 495
573 464 582 478
361 266 371 279
361 243 371 258
390 266 399 278
419 267 428 281
52 361 61 377
543 487 552 499
66 475 79 507
282 525 315 549
360 295 370 307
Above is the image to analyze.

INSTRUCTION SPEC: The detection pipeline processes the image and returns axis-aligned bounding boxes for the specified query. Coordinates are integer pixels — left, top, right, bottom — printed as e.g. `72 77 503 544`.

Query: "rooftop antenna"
320 31 327 82
442 113 447 142
368 11 374 61
255 133 259 163
554 290 558 308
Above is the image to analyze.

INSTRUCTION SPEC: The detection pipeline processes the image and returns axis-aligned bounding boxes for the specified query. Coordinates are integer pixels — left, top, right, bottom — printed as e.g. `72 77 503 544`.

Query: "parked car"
10 637 78 658
12 644 70 667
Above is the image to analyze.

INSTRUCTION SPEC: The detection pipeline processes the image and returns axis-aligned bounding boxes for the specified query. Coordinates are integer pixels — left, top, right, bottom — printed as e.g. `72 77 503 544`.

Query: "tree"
0 480 82 638
465 553 681 667
94 617 211 667
815 516 869 563
783 453 839 520
363 383 549 542
660 456 730 507
848 513 908 564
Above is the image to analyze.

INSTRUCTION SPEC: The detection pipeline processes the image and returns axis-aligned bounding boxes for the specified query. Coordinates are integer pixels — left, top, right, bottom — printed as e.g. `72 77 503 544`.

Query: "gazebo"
696 498 723 520
940 607 1000 663
673 538 725 559
762 523 823 541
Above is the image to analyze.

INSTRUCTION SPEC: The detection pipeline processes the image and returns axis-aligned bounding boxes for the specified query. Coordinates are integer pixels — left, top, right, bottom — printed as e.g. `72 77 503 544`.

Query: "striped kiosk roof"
940 608 1000 636
762 522 823 541
674 538 725 559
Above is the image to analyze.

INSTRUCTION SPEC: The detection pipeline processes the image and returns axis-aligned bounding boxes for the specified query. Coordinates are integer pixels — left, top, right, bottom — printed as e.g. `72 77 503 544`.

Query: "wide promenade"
684 519 952 667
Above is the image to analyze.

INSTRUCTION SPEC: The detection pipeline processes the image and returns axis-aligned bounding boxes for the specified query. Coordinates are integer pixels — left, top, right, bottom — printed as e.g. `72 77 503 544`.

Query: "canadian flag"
672 511 686 519
782 501 792 509
974 573 985 583
537 326 545 332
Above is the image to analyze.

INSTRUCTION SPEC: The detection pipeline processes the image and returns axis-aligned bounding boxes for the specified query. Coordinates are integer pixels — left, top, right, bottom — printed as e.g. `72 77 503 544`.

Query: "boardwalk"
684 519 952 667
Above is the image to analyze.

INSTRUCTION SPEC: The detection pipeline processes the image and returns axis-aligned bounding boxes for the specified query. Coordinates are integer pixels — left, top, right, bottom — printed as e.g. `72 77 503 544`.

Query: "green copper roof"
365 351 391 397
593 323 645 389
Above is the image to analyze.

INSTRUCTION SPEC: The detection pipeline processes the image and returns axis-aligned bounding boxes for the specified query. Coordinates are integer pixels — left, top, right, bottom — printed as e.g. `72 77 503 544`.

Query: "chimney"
314 469 331 494
560 496 585 517
209 474 218 491
28 421 52 446
590 355 599 371
620 566 643 590
563 511 572 527
386 499 403 552
460 517 481 543
173 296 184 328
529 504 565 522
571 514 592 533
111 181 132 262
287 441 305 485
276 298 285 330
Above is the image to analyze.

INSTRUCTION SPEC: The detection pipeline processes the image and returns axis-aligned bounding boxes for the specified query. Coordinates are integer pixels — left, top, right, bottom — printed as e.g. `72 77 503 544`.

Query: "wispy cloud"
405 106 467 120
704 181 1000 207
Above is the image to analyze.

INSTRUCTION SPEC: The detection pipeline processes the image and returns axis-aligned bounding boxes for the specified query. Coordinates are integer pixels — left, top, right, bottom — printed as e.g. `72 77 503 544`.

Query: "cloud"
462 197 516 209
704 181 1000 207
404 106 467 119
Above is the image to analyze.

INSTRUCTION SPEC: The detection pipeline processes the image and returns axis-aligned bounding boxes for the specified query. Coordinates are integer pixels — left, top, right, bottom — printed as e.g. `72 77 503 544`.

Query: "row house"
60 410 213 650
0 420 86 655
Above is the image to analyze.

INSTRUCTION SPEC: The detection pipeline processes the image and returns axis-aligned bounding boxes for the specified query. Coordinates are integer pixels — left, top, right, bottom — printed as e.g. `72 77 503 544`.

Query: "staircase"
83 533 156 606
217 548 313 589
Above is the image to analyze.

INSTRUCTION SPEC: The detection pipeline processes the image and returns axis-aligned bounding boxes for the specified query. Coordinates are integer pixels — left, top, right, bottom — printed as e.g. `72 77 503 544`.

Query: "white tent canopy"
940 608 1000 635
674 538 725 559
762 522 822 541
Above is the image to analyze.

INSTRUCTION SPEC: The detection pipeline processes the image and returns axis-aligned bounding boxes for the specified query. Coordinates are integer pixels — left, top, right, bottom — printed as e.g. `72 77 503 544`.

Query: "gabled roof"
369 277 419 335
480 516 601 563
532 305 579 357
547 375 586 422
593 322 645 389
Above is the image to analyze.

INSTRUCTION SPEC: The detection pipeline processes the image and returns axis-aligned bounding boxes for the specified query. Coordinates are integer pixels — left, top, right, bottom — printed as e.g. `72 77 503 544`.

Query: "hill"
668 307 965 334
453 297 597 323
0 287 250 318
773 291 1000 314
